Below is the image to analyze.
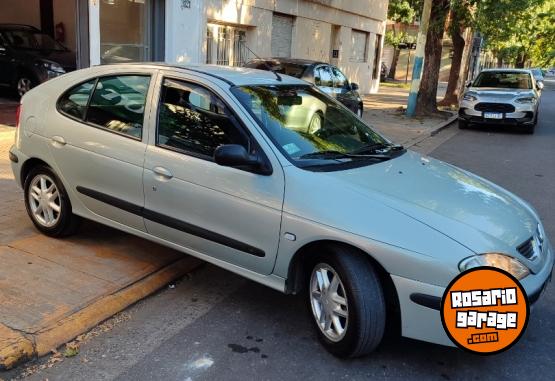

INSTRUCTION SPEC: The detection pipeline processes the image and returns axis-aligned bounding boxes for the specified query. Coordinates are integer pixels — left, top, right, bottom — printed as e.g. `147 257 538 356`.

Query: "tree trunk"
456 28 473 99
438 20 465 106
388 48 400 79
497 55 503 67
415 0 450 116
515 52 526 68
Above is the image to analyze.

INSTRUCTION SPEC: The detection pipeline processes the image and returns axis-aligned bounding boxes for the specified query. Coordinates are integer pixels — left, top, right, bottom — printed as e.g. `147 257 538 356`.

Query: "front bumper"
459 108 535 125
393 238 554 347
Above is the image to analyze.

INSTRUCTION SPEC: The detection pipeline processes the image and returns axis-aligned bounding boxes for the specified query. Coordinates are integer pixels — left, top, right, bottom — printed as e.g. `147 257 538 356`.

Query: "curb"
0 256 202 370
404 113 458 149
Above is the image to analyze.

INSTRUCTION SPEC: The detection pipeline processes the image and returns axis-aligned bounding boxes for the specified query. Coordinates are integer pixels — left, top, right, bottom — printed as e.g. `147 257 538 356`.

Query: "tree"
414 0 451 116
475 0 550 67
438 1 474 106
386 0 418 79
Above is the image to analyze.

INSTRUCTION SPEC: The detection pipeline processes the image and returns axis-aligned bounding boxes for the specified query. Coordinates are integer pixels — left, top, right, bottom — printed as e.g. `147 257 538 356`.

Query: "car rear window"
58 80 96 120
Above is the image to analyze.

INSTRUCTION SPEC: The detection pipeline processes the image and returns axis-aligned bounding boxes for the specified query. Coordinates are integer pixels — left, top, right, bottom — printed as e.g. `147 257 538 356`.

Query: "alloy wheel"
28 174 61 228
310 263 349 342
17 77 32 97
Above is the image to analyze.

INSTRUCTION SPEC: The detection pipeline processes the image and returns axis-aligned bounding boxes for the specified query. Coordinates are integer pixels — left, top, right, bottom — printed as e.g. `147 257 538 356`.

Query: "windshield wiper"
351 143 404 155
298 150 392 161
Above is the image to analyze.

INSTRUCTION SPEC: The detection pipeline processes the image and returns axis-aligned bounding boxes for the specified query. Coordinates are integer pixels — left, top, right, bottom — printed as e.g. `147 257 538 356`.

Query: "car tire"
15 74 35 98
522 124 535 134
356 105 363 118
307 245 386 358
458 119 468 129
23 165 80 237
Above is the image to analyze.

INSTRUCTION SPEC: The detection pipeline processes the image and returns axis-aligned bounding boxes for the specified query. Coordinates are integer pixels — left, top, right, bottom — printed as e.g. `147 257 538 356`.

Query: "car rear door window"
86 75 150 139
57 80 96 120
157 78 248 159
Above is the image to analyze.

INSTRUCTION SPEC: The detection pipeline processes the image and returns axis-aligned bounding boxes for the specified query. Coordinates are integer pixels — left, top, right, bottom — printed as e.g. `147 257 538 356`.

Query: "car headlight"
459 253 530 280
515 97 536 104
463 93 477 102
39 61 65 73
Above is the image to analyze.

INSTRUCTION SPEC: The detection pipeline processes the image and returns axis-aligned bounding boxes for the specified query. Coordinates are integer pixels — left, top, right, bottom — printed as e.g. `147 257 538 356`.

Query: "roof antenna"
242 42 282 82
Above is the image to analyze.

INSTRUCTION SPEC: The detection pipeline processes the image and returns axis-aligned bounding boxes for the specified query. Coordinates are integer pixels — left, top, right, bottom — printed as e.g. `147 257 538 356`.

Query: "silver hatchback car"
459 68 543 133
9 64 554 357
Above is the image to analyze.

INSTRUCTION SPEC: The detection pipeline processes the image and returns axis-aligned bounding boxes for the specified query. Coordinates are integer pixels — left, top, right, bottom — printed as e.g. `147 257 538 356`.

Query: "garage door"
271 14 293 57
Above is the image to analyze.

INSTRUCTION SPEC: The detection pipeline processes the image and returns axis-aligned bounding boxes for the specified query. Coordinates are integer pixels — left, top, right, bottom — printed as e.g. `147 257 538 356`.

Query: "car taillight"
15 104 21 128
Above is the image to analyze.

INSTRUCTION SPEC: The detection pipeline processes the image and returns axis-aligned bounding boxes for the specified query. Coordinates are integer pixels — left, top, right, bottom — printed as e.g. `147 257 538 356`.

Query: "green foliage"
385 31 416 48
476 0 555 67
388 0 418 24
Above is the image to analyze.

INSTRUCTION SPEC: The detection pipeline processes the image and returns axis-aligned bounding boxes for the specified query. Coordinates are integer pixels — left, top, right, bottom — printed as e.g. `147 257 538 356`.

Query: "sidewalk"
0 126 201 370
362 81 456 148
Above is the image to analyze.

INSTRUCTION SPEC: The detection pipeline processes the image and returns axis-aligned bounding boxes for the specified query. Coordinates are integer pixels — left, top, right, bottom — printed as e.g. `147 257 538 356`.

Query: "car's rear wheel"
24 165 80 237
356 105 363 118
458 119 468 129
16 75 34 98
307 246 386 358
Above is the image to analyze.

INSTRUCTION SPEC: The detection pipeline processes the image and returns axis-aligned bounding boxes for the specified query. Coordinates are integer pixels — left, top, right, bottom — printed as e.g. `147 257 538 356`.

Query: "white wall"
165 0 205 64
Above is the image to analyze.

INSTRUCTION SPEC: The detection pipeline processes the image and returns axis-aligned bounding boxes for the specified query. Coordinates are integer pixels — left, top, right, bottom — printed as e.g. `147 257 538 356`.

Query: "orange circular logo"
441 267 529 354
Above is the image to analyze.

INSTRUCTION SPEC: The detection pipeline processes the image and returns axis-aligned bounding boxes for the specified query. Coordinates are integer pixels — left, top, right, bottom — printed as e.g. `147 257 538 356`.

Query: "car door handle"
152 166 173 180
50 136 67 147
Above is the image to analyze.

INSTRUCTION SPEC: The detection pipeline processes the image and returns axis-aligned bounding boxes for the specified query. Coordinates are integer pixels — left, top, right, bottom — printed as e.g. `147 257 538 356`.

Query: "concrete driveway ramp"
0 221 201 370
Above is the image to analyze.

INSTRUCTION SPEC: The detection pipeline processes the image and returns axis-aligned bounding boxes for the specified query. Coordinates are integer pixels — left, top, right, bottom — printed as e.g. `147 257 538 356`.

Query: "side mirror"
350 82 359 91
214 144 271 175
537 81 544 90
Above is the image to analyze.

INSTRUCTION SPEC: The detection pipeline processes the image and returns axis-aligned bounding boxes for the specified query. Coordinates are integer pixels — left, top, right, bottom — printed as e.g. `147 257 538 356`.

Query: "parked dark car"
0 24 76 97
244 58 364 117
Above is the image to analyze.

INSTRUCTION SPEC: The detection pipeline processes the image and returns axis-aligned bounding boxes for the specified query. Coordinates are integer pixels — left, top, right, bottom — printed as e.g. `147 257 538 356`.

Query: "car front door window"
157 78 249 159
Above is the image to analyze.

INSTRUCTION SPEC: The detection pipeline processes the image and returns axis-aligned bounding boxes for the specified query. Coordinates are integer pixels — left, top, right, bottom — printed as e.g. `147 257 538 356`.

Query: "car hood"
324 151 538 253
23 49 76 71
467 87 534 101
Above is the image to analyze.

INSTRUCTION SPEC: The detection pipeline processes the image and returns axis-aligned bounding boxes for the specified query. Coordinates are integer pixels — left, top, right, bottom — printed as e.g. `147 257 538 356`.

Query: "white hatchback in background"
9 64 554 358
458 68 542 133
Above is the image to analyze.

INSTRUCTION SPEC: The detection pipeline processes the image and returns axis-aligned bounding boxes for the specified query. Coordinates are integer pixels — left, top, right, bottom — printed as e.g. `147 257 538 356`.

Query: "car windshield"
231 84 397 167
3 30 65 51
531 68 543 77
472 72 532 89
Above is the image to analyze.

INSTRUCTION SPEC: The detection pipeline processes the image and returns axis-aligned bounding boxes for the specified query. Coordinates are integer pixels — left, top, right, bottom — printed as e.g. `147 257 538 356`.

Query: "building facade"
0 0 389 93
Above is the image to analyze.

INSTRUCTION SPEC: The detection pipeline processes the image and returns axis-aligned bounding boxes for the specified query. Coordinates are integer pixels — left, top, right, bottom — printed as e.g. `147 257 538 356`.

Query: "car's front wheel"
16 75 35 98
24 165 80 237
307 246 386 358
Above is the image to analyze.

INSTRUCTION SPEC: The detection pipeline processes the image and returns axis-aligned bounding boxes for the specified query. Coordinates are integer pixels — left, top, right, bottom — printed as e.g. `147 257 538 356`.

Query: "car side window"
331 67 349 89
86 75 150 139
315 66 333 87
157 78 249 159
57 80 96 120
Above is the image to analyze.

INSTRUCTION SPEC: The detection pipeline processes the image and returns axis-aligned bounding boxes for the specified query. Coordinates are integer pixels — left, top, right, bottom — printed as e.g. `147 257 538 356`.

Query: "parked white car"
459 69 542 133
9 64 554 357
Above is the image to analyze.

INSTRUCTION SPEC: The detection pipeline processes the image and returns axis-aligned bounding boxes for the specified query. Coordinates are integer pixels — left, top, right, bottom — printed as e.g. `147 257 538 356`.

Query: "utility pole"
406 0 433 117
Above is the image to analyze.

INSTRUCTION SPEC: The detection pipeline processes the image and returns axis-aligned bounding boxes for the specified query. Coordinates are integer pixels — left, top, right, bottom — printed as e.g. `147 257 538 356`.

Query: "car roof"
97 63 309 86
247 57 327 66
480 68 532 74
0 24 40 31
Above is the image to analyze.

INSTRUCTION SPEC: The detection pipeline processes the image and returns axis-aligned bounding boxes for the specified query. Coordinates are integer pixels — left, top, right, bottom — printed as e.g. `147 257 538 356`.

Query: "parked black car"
0 24 76 97
244 58 364 117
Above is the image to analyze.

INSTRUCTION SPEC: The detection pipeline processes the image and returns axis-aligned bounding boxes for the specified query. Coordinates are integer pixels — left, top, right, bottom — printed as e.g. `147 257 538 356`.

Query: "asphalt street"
5 79 555 381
